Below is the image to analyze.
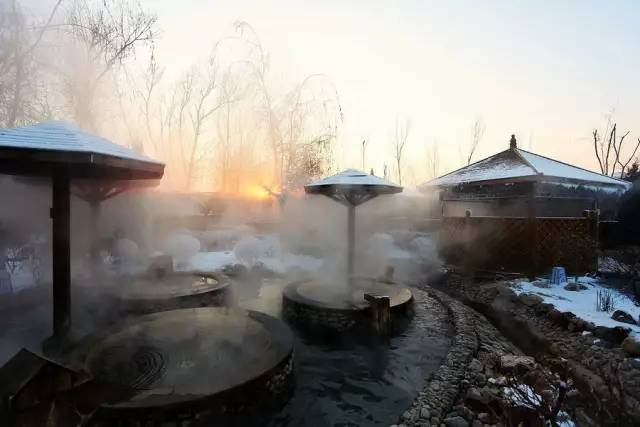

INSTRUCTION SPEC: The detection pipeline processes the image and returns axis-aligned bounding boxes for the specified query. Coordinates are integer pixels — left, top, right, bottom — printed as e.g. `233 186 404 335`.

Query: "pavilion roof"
420 146 630 190
0 121 164 180
305 169 402 206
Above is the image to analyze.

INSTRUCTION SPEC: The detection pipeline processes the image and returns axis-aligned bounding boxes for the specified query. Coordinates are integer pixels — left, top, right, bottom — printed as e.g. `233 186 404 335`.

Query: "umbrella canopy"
305 169 402 206
0 121 163 180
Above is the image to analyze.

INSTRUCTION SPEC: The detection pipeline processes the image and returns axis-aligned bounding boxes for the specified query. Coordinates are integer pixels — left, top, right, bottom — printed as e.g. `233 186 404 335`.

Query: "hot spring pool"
211 279 452 426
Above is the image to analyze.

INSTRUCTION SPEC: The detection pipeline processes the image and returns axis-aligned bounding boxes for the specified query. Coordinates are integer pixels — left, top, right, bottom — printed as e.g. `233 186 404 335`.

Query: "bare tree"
392 117 411 185
425 143 440 180
0 0 64 127
64 0 157 129
592 114 640 177
466 116 485 165
184 62 224 190
233 21 342 191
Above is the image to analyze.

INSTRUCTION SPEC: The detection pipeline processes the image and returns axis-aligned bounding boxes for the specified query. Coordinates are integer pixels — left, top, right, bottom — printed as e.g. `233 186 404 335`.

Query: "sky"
28 0 640 186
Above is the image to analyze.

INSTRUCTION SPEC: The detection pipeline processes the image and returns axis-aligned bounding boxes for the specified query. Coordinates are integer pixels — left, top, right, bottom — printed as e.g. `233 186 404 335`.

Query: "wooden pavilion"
419 136 630 274
0 121 164 349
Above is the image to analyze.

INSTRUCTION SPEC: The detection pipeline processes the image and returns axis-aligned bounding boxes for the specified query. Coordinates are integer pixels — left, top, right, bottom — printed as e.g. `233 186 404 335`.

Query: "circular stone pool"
72 307 294 422
114 272 232 314
282 278 413 331
205 285 451 427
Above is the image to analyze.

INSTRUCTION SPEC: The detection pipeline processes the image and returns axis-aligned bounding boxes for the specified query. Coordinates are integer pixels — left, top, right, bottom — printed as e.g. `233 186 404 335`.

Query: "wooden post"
590 209 600 271
528 182 538 277
89 199 101 284
347 205 355 285
52 169 71 341
364 293 391 335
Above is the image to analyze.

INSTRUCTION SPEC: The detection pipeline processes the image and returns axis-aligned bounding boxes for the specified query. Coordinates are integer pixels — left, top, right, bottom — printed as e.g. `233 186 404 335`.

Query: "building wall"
440 180 623 219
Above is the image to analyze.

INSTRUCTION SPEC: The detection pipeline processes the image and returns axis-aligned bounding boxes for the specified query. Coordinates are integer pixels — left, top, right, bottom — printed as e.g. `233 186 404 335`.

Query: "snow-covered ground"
510 277 640 336
179 250 322 274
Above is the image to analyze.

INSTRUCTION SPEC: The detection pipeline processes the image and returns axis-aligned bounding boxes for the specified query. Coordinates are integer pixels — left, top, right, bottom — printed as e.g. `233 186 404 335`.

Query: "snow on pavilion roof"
421 147 630 190
305 169 402 191
305 169 402 206
0 121 161 165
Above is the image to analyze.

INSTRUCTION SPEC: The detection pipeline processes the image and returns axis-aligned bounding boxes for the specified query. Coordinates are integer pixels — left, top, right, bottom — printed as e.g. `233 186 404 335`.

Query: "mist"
0 0 451 369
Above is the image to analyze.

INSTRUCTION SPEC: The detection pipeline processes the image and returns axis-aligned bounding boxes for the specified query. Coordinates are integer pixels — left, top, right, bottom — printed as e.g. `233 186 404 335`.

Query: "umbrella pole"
52 169 71 341
347 205 355 286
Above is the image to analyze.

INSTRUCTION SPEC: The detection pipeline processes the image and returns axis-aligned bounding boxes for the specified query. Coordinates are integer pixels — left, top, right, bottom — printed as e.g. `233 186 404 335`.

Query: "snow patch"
511 278 640 335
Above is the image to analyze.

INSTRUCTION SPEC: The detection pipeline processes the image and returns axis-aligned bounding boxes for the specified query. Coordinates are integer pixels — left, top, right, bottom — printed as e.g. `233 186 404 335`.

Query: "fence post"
528 184 538 277
590 209 600 271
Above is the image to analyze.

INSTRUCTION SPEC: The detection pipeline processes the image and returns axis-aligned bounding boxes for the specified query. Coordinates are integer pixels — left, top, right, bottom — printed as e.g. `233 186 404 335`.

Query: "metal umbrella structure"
0 121 164 347
304 169 402 281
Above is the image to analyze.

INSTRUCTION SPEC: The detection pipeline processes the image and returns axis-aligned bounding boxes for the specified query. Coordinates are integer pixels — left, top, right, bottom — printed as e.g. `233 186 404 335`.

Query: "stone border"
398 286 521 426
399 288 478 426
282 280 414 332
116 272 233 315
70 308 295 424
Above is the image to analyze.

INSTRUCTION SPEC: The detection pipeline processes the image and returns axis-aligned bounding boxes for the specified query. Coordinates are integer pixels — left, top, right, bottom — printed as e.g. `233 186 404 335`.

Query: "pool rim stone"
282 278 414 332
69 307 295 421
112 271 233 314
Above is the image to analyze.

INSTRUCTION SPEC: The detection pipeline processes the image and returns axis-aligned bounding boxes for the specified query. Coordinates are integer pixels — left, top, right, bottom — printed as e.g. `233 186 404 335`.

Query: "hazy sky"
30 0 640 185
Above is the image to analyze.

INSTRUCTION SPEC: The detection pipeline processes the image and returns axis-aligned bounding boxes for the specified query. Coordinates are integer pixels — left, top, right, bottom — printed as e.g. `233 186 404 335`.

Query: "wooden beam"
52 168 71 340
364 293 391 336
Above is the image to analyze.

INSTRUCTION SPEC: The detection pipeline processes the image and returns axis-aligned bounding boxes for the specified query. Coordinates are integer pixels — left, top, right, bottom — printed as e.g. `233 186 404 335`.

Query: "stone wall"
398 287 519 426
453 277 640 425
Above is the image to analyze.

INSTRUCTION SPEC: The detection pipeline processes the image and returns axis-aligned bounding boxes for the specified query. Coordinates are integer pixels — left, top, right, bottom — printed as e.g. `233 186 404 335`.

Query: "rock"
477 413 491 423
454 405 474 421
621 336 640 357
499 355 536 374
531 279 551 288
594 325 630 345
541 389 555 402
564 282 587 291
565 389 580 406
593 338 613 349
402 410 415 421
611 310 638 326
534 303 553 316
574 407 600 427
574 318 587 332
420 408 431 419
548 309 569 328
444 416 469 427
469 358 483 372
466 387 487 405
519 293 543 307
472 421 482 427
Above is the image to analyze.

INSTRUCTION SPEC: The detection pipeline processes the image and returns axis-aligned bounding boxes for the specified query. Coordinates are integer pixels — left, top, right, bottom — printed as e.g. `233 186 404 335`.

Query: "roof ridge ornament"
510 134 517 149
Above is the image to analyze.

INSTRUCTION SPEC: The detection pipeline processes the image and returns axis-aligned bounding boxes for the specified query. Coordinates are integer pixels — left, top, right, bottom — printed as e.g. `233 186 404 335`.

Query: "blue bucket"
550 266 567 285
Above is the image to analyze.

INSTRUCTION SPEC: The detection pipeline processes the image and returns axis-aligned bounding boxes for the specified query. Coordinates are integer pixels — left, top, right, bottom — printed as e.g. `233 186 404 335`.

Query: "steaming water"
225 279 451 427
0 267 450 426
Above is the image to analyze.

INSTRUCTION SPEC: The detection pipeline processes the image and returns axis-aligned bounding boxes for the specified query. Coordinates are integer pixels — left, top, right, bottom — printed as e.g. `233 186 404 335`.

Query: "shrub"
596 288 616 312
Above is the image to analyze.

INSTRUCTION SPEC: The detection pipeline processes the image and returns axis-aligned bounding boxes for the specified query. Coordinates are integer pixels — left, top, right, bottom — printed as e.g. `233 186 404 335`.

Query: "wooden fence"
439 215 598 275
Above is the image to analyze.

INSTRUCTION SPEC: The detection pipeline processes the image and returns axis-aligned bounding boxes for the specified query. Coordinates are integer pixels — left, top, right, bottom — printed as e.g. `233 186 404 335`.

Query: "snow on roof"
517 149 629 187
305 169 402 189
424 149 536 187
422 147 630 189
0 121 162 165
